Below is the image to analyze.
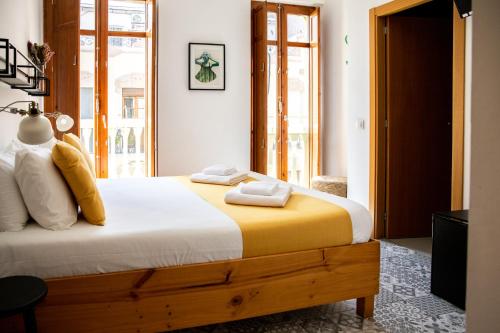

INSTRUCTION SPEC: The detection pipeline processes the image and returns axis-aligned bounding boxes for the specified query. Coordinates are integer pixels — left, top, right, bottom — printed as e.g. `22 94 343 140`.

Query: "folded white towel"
240 181 279 196
202 164 237 176
191 171 248 186
224 183 292 207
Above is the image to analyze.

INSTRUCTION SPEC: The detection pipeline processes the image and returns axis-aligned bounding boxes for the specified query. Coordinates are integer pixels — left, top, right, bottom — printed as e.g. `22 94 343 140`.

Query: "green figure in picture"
195 51 219 83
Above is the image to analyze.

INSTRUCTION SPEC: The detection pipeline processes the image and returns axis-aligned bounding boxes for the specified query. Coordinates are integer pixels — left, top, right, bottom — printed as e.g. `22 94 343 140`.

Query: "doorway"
370 0 466 238
251 2 320 187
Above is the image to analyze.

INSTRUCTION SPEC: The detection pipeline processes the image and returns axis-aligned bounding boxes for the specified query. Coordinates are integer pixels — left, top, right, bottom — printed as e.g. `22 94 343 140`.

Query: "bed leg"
356 295 375 318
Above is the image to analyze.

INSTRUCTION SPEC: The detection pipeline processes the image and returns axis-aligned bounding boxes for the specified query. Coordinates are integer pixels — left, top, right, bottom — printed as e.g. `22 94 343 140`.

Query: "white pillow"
0 138 57 166
14 148 78 230
6 138 57 153
0 156 29 231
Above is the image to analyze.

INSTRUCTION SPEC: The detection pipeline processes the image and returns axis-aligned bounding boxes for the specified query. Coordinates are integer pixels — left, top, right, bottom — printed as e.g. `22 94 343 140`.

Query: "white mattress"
0 173 372 279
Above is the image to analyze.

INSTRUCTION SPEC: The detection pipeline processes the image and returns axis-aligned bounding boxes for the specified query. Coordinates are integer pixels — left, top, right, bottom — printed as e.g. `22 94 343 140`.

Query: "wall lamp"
0 101 74 145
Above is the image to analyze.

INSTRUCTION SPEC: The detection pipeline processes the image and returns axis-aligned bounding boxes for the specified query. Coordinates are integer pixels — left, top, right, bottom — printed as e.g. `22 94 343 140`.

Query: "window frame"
251 2 321 187
79 0 156 178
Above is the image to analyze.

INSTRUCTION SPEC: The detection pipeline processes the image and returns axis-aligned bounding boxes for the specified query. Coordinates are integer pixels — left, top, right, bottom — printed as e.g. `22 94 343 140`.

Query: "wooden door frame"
369 0 466 238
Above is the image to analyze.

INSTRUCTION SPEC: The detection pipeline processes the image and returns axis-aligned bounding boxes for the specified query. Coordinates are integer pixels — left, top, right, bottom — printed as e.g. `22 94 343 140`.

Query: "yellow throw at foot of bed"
176 176 353 258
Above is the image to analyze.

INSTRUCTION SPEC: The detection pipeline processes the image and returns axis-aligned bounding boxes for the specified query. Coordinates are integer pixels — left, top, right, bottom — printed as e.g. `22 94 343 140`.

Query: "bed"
0 172 380 332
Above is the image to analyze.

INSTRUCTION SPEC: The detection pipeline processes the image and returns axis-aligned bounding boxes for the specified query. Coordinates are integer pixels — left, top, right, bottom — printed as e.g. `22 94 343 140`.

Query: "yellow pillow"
63 133 96 178
52 141 105 226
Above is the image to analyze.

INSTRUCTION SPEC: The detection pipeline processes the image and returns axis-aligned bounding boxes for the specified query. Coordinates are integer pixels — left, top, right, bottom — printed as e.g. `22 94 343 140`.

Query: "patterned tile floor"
173 241 465 333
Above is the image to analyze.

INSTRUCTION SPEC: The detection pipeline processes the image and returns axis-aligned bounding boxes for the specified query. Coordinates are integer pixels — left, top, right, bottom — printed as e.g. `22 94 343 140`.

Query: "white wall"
321 0 347 178
0 0 43 151
467 0 500 330
157 0 251 176
322 0 390 207
344 0 401 206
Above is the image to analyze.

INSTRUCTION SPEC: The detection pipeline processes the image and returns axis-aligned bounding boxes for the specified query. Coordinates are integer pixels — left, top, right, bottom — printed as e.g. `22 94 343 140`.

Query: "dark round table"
0 276 48 333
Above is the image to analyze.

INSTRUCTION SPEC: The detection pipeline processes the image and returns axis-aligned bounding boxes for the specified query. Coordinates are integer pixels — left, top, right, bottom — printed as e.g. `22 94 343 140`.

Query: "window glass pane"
79 36 96 166
123 97 134 119
287 14 309 42
137 97 145 119
107 36 146 178
267 45 278 178
267 12 277 41
311 15 318 43
80 0 95 30
287 47 310 187
109 0 146 32
147 1 153 32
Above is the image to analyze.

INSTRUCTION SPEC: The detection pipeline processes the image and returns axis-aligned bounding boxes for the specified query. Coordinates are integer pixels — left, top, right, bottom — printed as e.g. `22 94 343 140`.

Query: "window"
252 4 320 187
78 0 156 178
121 88 144 119
267 12 278 41
108 0 146 32
124 97 134 119
80 88 94 119
80 0 95 30
80 35 95 170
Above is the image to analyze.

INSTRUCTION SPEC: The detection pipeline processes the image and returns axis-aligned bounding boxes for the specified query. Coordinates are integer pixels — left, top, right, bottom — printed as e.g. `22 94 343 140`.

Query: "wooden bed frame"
2 240 379 333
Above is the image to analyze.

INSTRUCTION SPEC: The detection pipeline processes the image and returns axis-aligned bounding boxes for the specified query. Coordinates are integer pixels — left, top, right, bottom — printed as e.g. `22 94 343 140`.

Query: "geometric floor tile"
418 314 467 333
374 301 429 332
392 284 419 297
407 295 462 317
172 241 465 333
376 287 404 306
432 312 467 333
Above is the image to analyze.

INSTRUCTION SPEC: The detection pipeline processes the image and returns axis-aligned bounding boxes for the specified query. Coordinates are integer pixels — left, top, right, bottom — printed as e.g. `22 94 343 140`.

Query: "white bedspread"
0 173 372 279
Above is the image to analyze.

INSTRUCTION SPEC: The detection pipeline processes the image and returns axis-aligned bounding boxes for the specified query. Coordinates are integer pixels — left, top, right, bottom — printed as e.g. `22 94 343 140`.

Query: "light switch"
356 119 365 130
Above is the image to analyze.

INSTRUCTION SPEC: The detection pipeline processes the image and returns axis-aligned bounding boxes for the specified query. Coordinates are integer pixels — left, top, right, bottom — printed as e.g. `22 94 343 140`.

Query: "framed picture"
189 43 225 91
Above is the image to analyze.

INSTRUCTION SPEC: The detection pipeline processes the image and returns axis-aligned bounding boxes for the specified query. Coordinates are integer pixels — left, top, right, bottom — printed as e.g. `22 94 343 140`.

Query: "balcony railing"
80 118 145 178
266 132 309 187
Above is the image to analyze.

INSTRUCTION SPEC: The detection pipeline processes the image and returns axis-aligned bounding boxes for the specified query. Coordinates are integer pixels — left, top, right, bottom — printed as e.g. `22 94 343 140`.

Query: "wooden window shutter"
251 3 268 174
44 0 80 136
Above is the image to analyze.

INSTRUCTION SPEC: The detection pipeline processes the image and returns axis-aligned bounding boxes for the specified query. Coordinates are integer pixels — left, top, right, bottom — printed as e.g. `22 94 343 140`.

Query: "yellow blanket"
176 177 353 258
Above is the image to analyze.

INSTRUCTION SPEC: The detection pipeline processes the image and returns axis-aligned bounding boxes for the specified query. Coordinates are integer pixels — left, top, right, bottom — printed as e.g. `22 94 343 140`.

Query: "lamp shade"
56 114 74 132
17 114 54 145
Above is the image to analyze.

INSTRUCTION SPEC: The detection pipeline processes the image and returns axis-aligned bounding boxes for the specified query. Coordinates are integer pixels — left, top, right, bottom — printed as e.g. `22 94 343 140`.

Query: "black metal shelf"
0 38 50 97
